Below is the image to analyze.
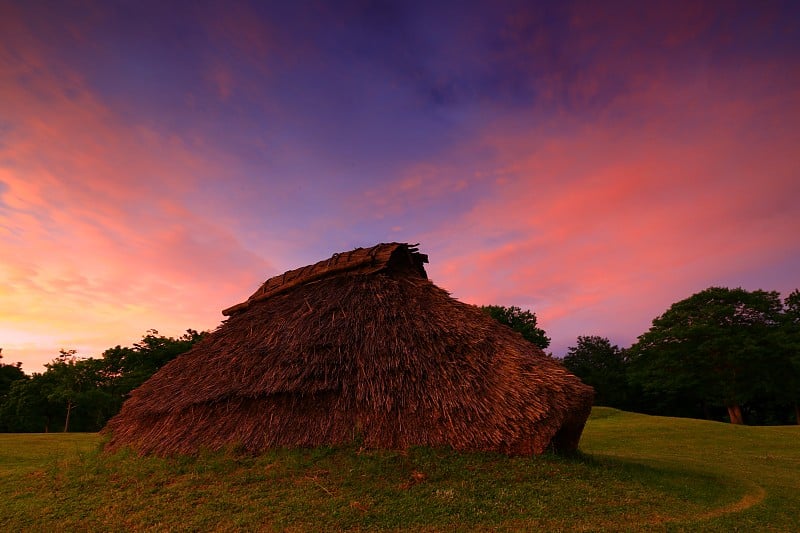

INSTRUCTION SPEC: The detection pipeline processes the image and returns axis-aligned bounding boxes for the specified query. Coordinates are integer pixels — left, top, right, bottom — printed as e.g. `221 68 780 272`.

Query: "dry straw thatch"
104 243 593 456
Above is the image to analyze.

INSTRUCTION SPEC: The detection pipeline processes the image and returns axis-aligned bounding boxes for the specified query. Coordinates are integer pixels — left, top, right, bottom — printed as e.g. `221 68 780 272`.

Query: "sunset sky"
2 1 799 372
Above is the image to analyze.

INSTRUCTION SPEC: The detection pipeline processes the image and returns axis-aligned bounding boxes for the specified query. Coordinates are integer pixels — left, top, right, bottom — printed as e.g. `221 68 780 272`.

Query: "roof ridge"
221 242 428 316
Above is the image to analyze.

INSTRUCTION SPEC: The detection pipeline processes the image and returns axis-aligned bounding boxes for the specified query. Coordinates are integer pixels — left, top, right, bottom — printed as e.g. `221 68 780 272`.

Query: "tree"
40 349 114 432
480 305 550 349
0 350 29 431
0 329 206 432
562 336 630 409
628 287 784 424
0 349 26 398
0 372 59 432
777 289 800 423
91 329 206 428
48 350 82 432
99 329 205 406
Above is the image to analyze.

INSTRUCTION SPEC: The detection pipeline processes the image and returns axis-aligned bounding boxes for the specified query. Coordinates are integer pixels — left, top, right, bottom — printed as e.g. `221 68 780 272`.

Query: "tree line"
559 287 800 425
0 330 205 432
1 286 797 431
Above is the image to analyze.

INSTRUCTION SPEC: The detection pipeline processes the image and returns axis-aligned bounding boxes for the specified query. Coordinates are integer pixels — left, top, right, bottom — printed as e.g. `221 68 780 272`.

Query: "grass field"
1 408 797 531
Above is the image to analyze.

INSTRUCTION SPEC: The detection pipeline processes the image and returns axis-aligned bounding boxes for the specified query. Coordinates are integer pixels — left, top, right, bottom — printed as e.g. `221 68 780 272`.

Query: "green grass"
0 409 797 531
582 408 800 531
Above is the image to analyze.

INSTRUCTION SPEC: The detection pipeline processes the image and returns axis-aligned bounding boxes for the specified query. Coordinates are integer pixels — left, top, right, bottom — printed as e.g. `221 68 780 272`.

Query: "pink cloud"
411 62 799 353
361 162 472 219
343 53 797 357
2 1 797 370
0 19 273 371
206 63 235 101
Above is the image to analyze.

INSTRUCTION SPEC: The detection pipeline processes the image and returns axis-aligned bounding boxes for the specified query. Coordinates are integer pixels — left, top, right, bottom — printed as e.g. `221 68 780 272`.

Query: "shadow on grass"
583 450 762 527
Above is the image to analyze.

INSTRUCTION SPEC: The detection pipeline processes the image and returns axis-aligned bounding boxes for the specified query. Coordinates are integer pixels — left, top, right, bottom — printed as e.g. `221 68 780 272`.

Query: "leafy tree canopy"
0 349 26 398
0 329 205 432
562 336 630 409
480 305 550 349
627 286 786 424
101 329 205 393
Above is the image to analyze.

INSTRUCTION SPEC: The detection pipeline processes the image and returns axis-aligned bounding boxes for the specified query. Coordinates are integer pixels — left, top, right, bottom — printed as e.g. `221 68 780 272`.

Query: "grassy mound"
582 407 799 530
1 408 798 531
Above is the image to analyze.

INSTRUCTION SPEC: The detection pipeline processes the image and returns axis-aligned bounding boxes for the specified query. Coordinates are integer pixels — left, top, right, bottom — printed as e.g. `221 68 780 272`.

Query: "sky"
1 0 799 372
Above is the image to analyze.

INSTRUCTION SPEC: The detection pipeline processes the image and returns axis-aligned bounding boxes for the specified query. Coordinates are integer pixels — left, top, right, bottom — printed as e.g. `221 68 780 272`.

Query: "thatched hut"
104 243 593 456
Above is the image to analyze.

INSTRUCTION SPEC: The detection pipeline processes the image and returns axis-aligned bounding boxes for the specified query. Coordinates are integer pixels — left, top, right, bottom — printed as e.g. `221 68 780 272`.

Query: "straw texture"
103 243 593 456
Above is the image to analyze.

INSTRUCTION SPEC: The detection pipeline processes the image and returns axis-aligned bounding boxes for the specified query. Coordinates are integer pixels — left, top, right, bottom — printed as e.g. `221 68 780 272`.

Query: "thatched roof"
221 242 429 316
103 242 593 456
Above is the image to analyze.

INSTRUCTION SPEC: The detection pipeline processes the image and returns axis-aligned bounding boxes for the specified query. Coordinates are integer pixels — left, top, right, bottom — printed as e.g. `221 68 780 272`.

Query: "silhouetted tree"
0 329 206 432
0 349 26 398
562 336 631 409
776 290 800 423
480 305 550 349
628 287 785 424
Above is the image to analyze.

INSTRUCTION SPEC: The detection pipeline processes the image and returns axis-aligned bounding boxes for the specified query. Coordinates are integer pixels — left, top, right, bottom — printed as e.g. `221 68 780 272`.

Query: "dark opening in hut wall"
103 242 593 456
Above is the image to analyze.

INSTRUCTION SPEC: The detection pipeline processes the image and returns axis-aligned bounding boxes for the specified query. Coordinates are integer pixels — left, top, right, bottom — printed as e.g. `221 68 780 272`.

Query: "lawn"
582 408 800 530
0 408 797 531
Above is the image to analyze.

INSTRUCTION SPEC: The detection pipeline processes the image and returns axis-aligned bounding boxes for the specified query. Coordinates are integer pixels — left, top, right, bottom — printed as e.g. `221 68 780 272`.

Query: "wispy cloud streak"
1 1 798 369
